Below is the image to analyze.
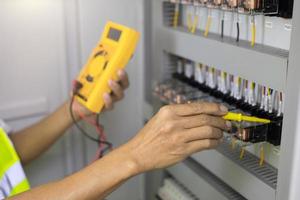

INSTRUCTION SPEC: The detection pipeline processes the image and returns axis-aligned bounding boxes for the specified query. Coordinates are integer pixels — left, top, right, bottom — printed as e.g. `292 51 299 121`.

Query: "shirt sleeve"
0 119 12 135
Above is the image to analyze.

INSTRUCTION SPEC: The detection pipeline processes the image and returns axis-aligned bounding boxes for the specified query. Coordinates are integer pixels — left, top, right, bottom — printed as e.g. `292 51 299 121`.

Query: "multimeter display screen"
108 28 122 41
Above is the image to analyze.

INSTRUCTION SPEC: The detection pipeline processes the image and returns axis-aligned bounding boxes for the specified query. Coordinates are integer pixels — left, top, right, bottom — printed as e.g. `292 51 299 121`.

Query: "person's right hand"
119 102 231 175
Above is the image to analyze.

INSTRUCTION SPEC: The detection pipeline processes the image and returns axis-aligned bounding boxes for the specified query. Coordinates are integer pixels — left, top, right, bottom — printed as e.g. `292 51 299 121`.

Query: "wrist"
111 146 142 177
65 99 81 122
90 147 141 185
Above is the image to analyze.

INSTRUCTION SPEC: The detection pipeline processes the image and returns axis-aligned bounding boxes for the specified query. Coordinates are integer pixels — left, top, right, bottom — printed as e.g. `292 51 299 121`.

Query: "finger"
181 126 223 142
110 93 125 103
186 139 222 155
180 114 231 130
118 70 129 89
109 80 124 100
103 93 114 110
171 102 228 117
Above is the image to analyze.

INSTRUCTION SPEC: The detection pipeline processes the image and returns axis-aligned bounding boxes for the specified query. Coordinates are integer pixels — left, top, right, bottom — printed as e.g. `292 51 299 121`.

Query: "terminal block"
231 122 268 143
278 0 294 18
158 54 284 145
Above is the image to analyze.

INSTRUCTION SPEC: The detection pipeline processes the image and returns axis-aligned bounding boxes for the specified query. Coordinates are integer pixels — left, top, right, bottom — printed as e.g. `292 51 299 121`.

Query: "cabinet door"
0 0 71 186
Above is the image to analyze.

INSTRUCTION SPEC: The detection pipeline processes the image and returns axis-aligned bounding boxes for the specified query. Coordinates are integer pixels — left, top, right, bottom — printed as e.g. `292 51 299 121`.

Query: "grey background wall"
0 0 69 186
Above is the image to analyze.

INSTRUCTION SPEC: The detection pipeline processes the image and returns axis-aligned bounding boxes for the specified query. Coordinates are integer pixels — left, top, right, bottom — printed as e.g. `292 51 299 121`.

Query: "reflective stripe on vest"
0 128 30 198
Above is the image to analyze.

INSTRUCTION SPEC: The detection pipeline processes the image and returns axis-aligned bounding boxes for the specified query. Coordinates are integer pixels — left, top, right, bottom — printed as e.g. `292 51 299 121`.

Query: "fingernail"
118 70 125 76
103 93 110 101
226 121 232 129
108 80 113 86
220 105 228 113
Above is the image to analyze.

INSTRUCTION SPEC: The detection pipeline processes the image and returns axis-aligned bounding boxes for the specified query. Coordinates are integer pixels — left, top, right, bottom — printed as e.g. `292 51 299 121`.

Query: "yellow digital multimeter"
74 21 140 113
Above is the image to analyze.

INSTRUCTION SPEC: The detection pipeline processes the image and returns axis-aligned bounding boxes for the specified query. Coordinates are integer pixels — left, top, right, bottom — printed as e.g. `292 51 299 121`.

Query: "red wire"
71 81 111 160
280 92 283 102
72 101 109 160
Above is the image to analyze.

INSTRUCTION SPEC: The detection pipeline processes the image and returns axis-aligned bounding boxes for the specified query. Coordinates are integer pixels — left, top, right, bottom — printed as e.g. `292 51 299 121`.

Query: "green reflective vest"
0 128 30 198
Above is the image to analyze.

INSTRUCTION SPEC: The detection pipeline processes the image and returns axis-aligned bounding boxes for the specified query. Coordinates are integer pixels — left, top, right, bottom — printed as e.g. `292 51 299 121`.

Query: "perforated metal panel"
184 158 247 200
217 143 278 189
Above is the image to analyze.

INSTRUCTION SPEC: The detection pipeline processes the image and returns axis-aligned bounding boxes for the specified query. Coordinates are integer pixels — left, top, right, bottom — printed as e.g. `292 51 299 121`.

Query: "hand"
102 70 129 111
72 69 129 117
119 102 231 174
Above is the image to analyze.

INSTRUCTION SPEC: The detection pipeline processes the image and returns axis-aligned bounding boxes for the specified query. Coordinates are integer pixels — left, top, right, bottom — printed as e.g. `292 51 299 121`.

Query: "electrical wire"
243 79 248 101
264 87 271 112
277 92 283 117
250 82 255 106
221 11 225 38
236 22 240 42
236 12 240 42
251 15 256 47
173 3 180 28
240 147 245 159
221 19 224 38
259 144 265 166
236 21 240 42
260 86 265 110
231 137 237 149
204 9 212 37
230 75 234 97
95 114 112 156
69 96 112 159
70 97 102 143
191 12 199 34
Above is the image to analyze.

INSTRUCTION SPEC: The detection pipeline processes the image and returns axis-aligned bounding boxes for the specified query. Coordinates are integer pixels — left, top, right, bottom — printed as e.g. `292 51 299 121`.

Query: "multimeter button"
103 61 109 70
94 50 104 58
86 75 94 82
94 50 108 58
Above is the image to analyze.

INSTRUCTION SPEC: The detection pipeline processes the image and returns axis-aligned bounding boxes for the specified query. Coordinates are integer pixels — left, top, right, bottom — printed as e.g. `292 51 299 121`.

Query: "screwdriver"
223 112 271 124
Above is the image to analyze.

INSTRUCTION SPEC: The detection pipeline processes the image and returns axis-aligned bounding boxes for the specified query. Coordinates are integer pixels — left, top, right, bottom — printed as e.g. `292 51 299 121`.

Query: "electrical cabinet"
144 0 300 199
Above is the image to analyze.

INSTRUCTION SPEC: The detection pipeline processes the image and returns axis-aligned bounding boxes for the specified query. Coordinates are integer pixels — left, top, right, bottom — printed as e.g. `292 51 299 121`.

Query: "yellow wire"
191 15 199 34
173 11 179 28
259 145 265 166
221 71 226 79
231 137 237 149
240 147 245 159
204 15 212 37
251 17 256 47
251 82 255 90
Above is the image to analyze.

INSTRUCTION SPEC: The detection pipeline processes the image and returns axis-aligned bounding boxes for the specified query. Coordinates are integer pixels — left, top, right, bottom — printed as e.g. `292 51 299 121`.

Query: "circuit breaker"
145 0 298 199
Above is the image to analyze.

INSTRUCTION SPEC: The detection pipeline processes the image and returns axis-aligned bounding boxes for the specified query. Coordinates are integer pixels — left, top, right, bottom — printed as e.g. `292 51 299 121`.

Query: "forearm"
7 102 228 200
8 147 139 200
10 101 74 165
9 70 129 165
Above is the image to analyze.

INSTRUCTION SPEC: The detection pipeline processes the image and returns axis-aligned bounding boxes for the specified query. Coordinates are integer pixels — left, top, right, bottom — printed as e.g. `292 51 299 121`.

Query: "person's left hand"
102 69 129 111
72 69 129 118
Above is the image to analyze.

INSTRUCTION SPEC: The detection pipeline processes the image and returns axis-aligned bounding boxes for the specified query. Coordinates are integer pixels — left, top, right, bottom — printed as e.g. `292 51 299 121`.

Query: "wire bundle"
70 81 113 161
